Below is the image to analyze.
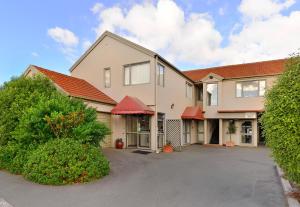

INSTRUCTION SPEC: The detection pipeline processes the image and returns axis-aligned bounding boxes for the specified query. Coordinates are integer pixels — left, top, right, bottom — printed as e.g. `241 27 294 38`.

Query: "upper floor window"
196 85 203 101
157 64 165 87
186 82 193 99
207 83 218 106
124 62 150 85
104 68 111 88
236 80 266 97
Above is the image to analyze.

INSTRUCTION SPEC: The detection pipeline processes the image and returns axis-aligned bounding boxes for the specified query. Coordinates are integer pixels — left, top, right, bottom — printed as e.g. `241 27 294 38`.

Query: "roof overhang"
218 109 264 113
181 106 205 120
111 96 154 115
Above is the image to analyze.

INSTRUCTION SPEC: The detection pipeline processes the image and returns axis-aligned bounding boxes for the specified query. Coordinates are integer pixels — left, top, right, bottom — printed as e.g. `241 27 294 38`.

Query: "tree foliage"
0 76 110 184
261 55 300 184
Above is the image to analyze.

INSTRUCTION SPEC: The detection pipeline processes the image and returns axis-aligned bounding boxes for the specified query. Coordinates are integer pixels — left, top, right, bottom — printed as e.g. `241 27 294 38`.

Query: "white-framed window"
157 63 165 87
104 68 111 88
186 82 193 99
207 83 218 106
236 80 266 97
124 62 150 85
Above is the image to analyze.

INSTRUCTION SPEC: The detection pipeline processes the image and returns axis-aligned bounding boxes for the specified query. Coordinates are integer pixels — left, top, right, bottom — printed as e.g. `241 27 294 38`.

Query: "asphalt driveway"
0 145 286 207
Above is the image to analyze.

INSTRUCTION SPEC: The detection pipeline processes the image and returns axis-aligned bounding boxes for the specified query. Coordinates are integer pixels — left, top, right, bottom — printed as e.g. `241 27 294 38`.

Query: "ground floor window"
126 115 151 148
241 121 253 144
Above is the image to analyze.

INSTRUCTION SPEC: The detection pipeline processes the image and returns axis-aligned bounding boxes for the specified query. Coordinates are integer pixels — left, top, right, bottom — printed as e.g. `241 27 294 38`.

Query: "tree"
261 54 300 184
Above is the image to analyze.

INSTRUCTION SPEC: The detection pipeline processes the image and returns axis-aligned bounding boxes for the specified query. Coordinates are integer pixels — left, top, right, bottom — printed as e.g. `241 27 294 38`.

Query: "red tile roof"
181 106 204 120
111 96 154 115
33 66 116 105
183 59 286 82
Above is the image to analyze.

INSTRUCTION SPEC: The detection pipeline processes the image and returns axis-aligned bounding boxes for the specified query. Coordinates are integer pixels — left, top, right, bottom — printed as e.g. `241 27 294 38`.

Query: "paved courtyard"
0 145 286 207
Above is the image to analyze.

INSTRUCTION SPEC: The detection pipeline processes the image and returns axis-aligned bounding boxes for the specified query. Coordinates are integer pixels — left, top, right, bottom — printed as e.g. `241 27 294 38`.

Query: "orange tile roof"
181 106 204 120
183 59 286 82
111 96 154 115
33 66 116 105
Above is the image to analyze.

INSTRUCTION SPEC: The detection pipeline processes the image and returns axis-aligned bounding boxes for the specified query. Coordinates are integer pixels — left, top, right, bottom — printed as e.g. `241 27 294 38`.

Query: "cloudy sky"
1 0 300 84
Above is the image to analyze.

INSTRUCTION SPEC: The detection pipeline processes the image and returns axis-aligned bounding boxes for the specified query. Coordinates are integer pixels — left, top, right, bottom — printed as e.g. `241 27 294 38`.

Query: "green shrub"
0 76 57 145
0 142 36 174
24 139 110 185
261 55 300 184
13 93 110 146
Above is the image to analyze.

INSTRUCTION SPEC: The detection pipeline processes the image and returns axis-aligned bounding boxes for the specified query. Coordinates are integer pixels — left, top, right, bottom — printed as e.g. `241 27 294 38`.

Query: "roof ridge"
182 58 287 73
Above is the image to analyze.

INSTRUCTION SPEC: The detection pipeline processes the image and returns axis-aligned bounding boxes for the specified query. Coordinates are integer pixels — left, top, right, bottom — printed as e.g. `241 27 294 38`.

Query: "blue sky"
1 0 300 84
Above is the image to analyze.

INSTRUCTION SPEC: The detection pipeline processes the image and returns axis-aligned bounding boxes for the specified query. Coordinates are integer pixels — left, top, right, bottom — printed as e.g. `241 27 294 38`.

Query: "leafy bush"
0 76 57 145
0 76 111 185
0 142 35 174
261 55 300 184
24 139 110 185
13 93 109 147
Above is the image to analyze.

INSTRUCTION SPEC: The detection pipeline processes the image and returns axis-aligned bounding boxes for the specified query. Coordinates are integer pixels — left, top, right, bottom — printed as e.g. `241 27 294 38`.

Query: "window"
124 62 150 85
207 83 218 106
186 82 193 98
196 85 203 101
157 64 165 86
104 68 111 88
241 121 253 144
236 80 266 97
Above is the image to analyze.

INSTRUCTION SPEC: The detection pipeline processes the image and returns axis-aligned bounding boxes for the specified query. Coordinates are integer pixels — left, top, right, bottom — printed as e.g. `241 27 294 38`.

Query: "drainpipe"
154 55 159 153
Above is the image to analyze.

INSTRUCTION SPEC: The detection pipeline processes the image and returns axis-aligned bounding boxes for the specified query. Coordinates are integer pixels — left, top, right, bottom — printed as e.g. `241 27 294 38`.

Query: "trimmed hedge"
261 55 300 184
24 139 109 185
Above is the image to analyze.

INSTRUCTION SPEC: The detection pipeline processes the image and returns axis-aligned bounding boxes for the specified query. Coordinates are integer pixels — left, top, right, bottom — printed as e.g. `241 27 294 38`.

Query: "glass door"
197 121 204 144
138 115 151 148
126 115 151 149
241 121 253 144
126 116 138 148
157 113 165 149
183 120 191 145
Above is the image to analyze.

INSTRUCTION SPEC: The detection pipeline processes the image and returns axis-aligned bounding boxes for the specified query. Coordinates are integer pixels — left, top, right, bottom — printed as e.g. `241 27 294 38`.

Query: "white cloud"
91 2 103 14
48 27 79 47
239 0 295 20
92 0 222 65
48 27 80 63
31 52 39 57
89 0 300 66
82 40 92 51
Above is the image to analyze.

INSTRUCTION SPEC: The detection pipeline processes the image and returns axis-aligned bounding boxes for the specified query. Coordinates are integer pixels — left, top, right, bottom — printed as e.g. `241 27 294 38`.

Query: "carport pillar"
219 119 223 146
204 119 208 144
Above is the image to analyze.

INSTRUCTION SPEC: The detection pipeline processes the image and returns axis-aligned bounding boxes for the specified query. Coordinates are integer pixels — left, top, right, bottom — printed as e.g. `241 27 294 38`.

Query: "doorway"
241 121 253 144
126 115 151 149
183 120 191 145
157 113 165 149
197 121 204 144
209 119 219 144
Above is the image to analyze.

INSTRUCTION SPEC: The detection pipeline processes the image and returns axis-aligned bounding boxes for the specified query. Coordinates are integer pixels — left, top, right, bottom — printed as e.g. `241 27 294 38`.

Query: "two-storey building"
24 31 286 151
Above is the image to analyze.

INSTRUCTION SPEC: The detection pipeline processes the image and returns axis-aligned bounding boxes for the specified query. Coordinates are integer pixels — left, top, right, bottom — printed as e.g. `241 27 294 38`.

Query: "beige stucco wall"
71 35 156 105
156 61 194 119
222 119 258 147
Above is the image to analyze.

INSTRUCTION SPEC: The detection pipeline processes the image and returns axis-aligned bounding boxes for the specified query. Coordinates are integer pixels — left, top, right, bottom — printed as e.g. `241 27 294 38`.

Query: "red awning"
181 106 204 120
111 96 154 115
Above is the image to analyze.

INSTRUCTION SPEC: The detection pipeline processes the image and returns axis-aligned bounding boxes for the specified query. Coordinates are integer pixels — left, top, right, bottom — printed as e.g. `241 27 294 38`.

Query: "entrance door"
197 121 204 144
157 113 165 149
183 120 191 145
241 121 253 144
126 115 151 149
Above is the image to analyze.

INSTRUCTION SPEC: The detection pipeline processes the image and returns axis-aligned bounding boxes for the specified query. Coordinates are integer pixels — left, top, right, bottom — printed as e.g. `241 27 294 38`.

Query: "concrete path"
0 145 286 207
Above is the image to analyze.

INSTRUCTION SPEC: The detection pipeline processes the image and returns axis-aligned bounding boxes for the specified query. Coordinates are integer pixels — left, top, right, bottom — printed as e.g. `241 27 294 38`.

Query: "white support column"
204 119 208 144
219 119 223 146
